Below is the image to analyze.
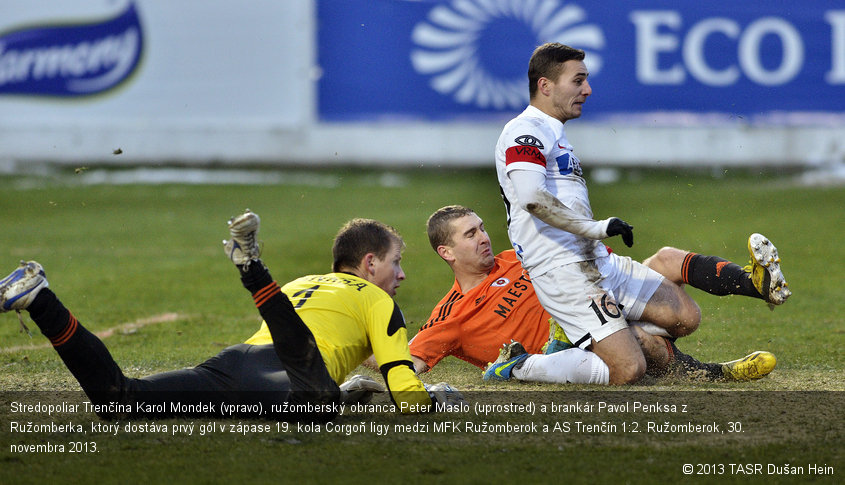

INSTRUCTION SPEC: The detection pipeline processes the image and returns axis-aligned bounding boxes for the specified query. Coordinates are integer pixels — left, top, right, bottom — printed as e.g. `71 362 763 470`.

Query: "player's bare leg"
588 329 646 385
642 238 790 306
637 278 700 338
642 247 688 286
631 325 674 374
631 326 720 379
631 326 776 381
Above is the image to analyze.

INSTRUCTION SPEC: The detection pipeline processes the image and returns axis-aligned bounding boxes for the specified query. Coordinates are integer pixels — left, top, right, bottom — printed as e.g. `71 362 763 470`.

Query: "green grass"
0 167 843 484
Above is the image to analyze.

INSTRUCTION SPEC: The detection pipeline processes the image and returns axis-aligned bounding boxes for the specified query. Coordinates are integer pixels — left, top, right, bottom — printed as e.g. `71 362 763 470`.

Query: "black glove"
606 218 634 247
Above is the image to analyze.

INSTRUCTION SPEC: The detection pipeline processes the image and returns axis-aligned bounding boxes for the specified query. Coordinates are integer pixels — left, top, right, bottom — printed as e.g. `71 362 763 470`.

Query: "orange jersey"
409 250 549 369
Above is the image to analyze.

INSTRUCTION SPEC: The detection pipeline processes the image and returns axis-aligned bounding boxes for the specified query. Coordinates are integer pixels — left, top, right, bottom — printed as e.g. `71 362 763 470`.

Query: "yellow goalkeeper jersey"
244 272 430 411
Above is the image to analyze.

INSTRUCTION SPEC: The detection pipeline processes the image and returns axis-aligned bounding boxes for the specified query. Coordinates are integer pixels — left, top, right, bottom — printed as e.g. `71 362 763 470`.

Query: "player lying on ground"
494 43 791 383
0 211 463 421
409 205 785 384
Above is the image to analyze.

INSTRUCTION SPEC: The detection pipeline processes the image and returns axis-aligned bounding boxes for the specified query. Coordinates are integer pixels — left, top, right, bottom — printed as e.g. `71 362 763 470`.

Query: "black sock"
238 261 273 294
26 289 128 407
239 261 339 409
681 253 763 299
665 339 723 380
27 288 73 339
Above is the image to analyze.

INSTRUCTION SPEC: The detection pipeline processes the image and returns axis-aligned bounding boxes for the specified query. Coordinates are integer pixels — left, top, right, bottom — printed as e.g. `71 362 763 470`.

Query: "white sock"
512 348 609 384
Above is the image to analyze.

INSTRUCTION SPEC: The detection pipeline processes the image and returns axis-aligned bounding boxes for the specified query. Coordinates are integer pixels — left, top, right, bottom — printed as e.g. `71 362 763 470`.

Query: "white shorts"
531 253 664 349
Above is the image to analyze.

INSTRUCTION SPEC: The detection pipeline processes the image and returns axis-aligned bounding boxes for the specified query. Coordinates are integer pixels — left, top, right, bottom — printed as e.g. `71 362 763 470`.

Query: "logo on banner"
410 0 604 110
0 2 144 97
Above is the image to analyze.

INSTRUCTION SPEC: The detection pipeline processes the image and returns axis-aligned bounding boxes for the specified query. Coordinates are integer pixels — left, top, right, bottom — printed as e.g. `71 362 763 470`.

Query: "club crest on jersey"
491 277 510 287
555 152 583 177
514 135 544 149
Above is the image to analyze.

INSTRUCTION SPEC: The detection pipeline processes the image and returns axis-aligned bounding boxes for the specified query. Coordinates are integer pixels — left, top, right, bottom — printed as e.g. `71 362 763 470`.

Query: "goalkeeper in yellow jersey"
1 210 463 421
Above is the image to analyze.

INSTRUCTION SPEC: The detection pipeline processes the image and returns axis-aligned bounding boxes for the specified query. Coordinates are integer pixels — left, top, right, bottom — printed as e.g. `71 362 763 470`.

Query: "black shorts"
122 344 336 421
128 344 289 409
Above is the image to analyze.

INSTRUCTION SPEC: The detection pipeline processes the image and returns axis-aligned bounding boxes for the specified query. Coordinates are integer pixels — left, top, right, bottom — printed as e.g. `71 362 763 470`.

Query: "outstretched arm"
411 355 429 374
508 170 634 247
361 353 428 374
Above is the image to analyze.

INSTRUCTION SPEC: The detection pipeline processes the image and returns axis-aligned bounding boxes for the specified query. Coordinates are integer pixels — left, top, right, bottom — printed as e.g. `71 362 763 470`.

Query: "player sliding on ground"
0 210 463 420
409 205 787 385
492 43 790 384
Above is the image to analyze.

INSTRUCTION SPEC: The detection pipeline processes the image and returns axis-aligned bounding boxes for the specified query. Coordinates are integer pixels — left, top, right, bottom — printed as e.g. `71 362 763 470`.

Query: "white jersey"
495 105 607 276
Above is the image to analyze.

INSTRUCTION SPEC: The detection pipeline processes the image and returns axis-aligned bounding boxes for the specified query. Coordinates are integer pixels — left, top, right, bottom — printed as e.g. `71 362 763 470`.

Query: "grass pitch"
0 167 842 484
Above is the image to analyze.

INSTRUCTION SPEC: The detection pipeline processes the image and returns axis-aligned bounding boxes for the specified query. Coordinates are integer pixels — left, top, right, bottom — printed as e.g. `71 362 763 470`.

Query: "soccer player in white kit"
495 43 790 384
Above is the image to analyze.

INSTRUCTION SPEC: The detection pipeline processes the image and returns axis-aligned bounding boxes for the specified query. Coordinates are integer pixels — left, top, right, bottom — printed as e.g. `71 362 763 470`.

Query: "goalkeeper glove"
339 375 385 405
424 382 467 407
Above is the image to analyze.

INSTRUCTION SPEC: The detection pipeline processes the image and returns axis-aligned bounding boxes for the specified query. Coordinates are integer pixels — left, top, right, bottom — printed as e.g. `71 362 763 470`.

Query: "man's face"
548 59 591 122
370 240 406 297
444 214 494 272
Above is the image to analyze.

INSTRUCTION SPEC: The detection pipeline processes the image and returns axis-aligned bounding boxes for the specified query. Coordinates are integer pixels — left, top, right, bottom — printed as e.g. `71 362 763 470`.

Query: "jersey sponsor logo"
512 242 525 261
307 274 368 291
506 145 546 167
410 0 605 110
0 3 144 97
490 277 510 287
493 275 532 318
555 152 583 176
514 135 544 149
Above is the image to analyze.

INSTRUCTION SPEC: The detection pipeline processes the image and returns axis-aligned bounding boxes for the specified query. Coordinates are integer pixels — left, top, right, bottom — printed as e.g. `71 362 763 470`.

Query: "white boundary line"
0 312 182 354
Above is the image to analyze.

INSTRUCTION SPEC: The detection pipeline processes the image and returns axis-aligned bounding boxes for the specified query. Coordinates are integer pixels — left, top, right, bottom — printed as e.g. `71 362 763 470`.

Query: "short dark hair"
426 205 476 251
528 43 586 99
332 219 404 272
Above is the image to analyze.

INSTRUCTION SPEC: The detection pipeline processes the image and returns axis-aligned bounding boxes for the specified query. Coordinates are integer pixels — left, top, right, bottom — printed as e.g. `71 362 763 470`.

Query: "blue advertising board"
0 3 143 97
317 0 845 123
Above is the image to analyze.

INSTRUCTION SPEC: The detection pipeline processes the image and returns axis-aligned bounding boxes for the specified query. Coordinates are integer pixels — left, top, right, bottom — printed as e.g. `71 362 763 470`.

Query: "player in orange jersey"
409 205 783 384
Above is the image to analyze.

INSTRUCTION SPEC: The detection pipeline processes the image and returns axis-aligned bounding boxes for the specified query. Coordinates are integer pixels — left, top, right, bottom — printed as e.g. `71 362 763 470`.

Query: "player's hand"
606 218 634 247
425 382 467 407
339 375 385 405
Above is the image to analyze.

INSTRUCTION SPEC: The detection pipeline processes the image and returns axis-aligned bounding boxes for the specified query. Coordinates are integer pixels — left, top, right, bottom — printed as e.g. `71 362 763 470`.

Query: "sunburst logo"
410 0 604 110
